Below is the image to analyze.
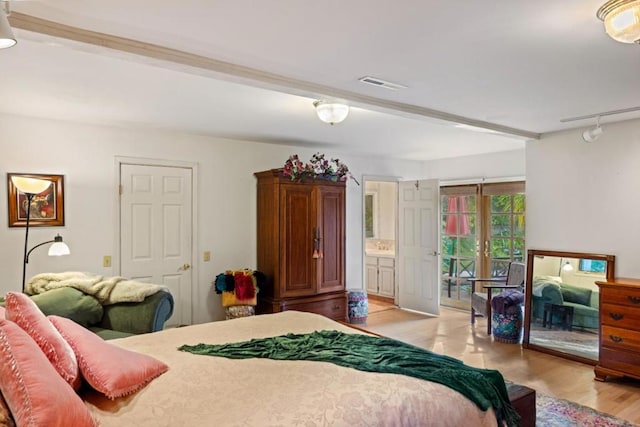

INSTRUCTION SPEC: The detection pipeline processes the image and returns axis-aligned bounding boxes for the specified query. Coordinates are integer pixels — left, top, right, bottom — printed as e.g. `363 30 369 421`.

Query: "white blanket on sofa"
25 271 166 305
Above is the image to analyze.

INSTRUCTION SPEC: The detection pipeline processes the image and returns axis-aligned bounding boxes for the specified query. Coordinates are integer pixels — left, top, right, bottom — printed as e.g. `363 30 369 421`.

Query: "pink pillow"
0 319 96 427
0 306 5 319
4 292 80 390
49 315 169 399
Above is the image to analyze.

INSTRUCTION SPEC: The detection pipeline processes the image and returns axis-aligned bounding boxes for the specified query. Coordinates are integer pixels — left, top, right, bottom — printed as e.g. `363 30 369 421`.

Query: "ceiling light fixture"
582 116 603 142
597 0 640 44
313 100 349 125
0 1 16 49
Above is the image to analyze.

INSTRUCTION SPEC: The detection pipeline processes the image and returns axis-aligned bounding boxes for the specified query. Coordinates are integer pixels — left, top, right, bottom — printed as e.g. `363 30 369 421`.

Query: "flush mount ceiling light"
0 1 17 49
582 116 603 143
313 100 349 125
597 0 640 44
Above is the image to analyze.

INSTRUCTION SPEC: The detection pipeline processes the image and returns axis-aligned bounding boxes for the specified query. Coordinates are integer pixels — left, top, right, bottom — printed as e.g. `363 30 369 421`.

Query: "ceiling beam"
9 12 540 140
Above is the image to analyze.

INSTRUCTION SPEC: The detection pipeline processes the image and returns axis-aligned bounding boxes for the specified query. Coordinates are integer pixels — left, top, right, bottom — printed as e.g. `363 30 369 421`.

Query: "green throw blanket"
179 330 520 426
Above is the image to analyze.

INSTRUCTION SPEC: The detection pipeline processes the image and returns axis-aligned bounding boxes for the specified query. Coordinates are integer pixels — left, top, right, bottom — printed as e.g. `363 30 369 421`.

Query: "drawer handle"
332 304 341 310
609 335 623 343
628 296 640 304
609 312 624 321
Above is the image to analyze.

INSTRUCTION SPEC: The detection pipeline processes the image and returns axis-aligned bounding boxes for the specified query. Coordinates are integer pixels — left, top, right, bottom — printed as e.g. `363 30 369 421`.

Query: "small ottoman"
347 290 368 324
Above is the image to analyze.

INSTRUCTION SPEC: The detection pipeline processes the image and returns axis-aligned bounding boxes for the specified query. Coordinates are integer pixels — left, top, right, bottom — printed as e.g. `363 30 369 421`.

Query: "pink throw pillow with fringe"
4 292 80 390
49 315 169 399
0 319 96 427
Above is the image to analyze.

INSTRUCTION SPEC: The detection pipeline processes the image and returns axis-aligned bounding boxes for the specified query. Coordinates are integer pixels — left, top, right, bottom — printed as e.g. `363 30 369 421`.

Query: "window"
579 259 606 273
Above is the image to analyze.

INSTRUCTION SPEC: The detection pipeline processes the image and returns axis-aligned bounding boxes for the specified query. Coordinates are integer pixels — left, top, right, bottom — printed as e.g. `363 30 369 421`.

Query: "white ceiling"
4 1 640 160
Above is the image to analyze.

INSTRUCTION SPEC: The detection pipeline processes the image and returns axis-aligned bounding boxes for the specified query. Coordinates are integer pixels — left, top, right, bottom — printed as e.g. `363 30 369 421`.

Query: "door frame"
361 175 400 303
113 156 199 323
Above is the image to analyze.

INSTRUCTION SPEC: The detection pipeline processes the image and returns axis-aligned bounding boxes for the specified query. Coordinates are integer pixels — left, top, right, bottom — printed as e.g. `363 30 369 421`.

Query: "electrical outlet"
203 251 211 262
103 255 112 267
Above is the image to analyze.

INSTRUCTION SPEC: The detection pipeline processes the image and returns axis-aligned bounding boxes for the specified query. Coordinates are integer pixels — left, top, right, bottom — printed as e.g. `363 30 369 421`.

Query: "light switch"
103 255 112 267
204 251 211 262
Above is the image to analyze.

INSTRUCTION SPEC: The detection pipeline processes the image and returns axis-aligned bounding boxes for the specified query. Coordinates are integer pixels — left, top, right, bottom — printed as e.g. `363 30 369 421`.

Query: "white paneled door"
398 179 440 315
120 164 193 327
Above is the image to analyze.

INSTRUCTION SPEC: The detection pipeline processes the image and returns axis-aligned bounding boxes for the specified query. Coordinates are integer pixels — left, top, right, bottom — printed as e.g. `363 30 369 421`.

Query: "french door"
440 182 525 310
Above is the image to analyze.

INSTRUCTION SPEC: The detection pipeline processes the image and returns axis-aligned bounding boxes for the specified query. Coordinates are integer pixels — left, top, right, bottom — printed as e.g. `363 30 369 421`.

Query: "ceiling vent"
358 76 407 90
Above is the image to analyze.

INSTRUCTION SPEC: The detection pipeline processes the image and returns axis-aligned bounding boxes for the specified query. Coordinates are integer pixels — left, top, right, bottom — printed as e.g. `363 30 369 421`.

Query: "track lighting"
582 117 603 143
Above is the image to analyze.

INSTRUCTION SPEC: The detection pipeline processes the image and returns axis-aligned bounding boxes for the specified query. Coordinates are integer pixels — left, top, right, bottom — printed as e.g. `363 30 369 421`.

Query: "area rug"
537 392 637 426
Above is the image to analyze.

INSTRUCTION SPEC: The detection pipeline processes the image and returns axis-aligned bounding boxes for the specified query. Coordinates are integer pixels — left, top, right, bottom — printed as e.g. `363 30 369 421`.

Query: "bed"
81 310 512 426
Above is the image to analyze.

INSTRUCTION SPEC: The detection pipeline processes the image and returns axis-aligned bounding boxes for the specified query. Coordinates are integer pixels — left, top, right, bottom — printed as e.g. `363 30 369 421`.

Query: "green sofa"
531 278 599 329
3 287 174 340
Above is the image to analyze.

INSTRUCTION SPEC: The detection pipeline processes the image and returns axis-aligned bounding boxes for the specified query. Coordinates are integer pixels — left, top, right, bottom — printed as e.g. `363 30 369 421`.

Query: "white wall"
422 149 526 181
526 118 640 277
0 113 422 323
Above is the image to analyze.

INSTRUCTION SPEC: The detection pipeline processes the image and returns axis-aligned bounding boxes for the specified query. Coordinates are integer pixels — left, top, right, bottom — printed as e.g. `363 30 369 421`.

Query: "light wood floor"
362 305 640 424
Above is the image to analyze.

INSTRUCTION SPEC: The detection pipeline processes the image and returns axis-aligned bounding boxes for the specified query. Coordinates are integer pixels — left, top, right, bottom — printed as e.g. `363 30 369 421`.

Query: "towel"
25 271 166 305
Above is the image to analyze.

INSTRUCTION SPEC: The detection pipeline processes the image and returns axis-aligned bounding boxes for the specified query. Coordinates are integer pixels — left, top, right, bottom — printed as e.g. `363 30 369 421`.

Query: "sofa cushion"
0 319 96 427
30 287 103 328
561 284 592 307
50 315 169 399
4 292 81 390
540 283 563 305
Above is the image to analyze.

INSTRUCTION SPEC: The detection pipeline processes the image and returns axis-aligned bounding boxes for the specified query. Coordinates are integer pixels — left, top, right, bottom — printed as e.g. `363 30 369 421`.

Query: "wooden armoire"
255 169 347 321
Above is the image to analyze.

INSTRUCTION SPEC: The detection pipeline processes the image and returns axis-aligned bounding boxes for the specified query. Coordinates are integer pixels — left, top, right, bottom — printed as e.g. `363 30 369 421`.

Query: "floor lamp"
11 176 71 292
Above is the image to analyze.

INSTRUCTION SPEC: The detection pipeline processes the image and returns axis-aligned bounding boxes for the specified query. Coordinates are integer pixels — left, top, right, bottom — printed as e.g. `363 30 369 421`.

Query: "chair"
470 262 525 335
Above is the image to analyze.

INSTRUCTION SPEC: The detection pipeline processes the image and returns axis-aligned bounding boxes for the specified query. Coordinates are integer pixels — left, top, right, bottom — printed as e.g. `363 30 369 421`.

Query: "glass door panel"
440 188 477 310
441 182 525 310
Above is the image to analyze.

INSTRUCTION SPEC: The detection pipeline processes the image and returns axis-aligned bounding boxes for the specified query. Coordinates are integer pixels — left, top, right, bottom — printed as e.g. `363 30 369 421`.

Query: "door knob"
182 263 191 270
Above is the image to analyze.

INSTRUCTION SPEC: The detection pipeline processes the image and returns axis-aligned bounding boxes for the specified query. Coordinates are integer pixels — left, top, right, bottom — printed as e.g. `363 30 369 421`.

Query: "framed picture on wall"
7 173 65 227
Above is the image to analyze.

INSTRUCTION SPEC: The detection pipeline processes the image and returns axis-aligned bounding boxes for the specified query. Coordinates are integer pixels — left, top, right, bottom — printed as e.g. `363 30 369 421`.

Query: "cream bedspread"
84 311 497 427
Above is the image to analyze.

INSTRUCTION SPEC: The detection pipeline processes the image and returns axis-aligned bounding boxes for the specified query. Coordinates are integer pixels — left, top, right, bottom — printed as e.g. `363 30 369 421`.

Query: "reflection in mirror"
364 193 377 238
523 250 615 364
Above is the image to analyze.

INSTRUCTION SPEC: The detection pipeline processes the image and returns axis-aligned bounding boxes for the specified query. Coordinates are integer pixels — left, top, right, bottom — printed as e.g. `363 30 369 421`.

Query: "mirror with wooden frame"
523 249 615 364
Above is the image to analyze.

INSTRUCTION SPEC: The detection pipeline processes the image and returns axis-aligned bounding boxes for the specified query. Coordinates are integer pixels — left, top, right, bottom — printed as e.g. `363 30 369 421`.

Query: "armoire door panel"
281 185 316 297
317 187 345 293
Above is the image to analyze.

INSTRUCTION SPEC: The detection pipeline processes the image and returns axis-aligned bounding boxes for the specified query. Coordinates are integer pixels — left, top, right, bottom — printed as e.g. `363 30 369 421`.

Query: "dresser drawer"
601 303 640 329
285 295 346 320
601 287 640 308
599 348 640 377
601 325 640 352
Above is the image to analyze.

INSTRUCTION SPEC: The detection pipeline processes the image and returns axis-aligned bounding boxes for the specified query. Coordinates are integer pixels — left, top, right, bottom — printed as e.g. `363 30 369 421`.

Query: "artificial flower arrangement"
282 152 360 185
213 269 266 307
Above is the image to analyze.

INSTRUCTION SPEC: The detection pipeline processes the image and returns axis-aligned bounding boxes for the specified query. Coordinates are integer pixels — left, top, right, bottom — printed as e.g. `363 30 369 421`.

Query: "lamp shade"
313 101 349 125
0 8 16 49
48 235 70 256
11 176 51 194
562 261 574 272
597 0 640 44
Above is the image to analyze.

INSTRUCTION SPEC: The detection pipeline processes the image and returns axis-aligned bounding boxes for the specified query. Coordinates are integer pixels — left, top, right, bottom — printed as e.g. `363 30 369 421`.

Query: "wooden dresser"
595 278 640 381
254 169 347 321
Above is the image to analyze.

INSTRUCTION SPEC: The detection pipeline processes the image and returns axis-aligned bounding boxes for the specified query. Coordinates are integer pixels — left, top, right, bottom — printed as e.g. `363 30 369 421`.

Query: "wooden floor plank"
361 305 640 424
